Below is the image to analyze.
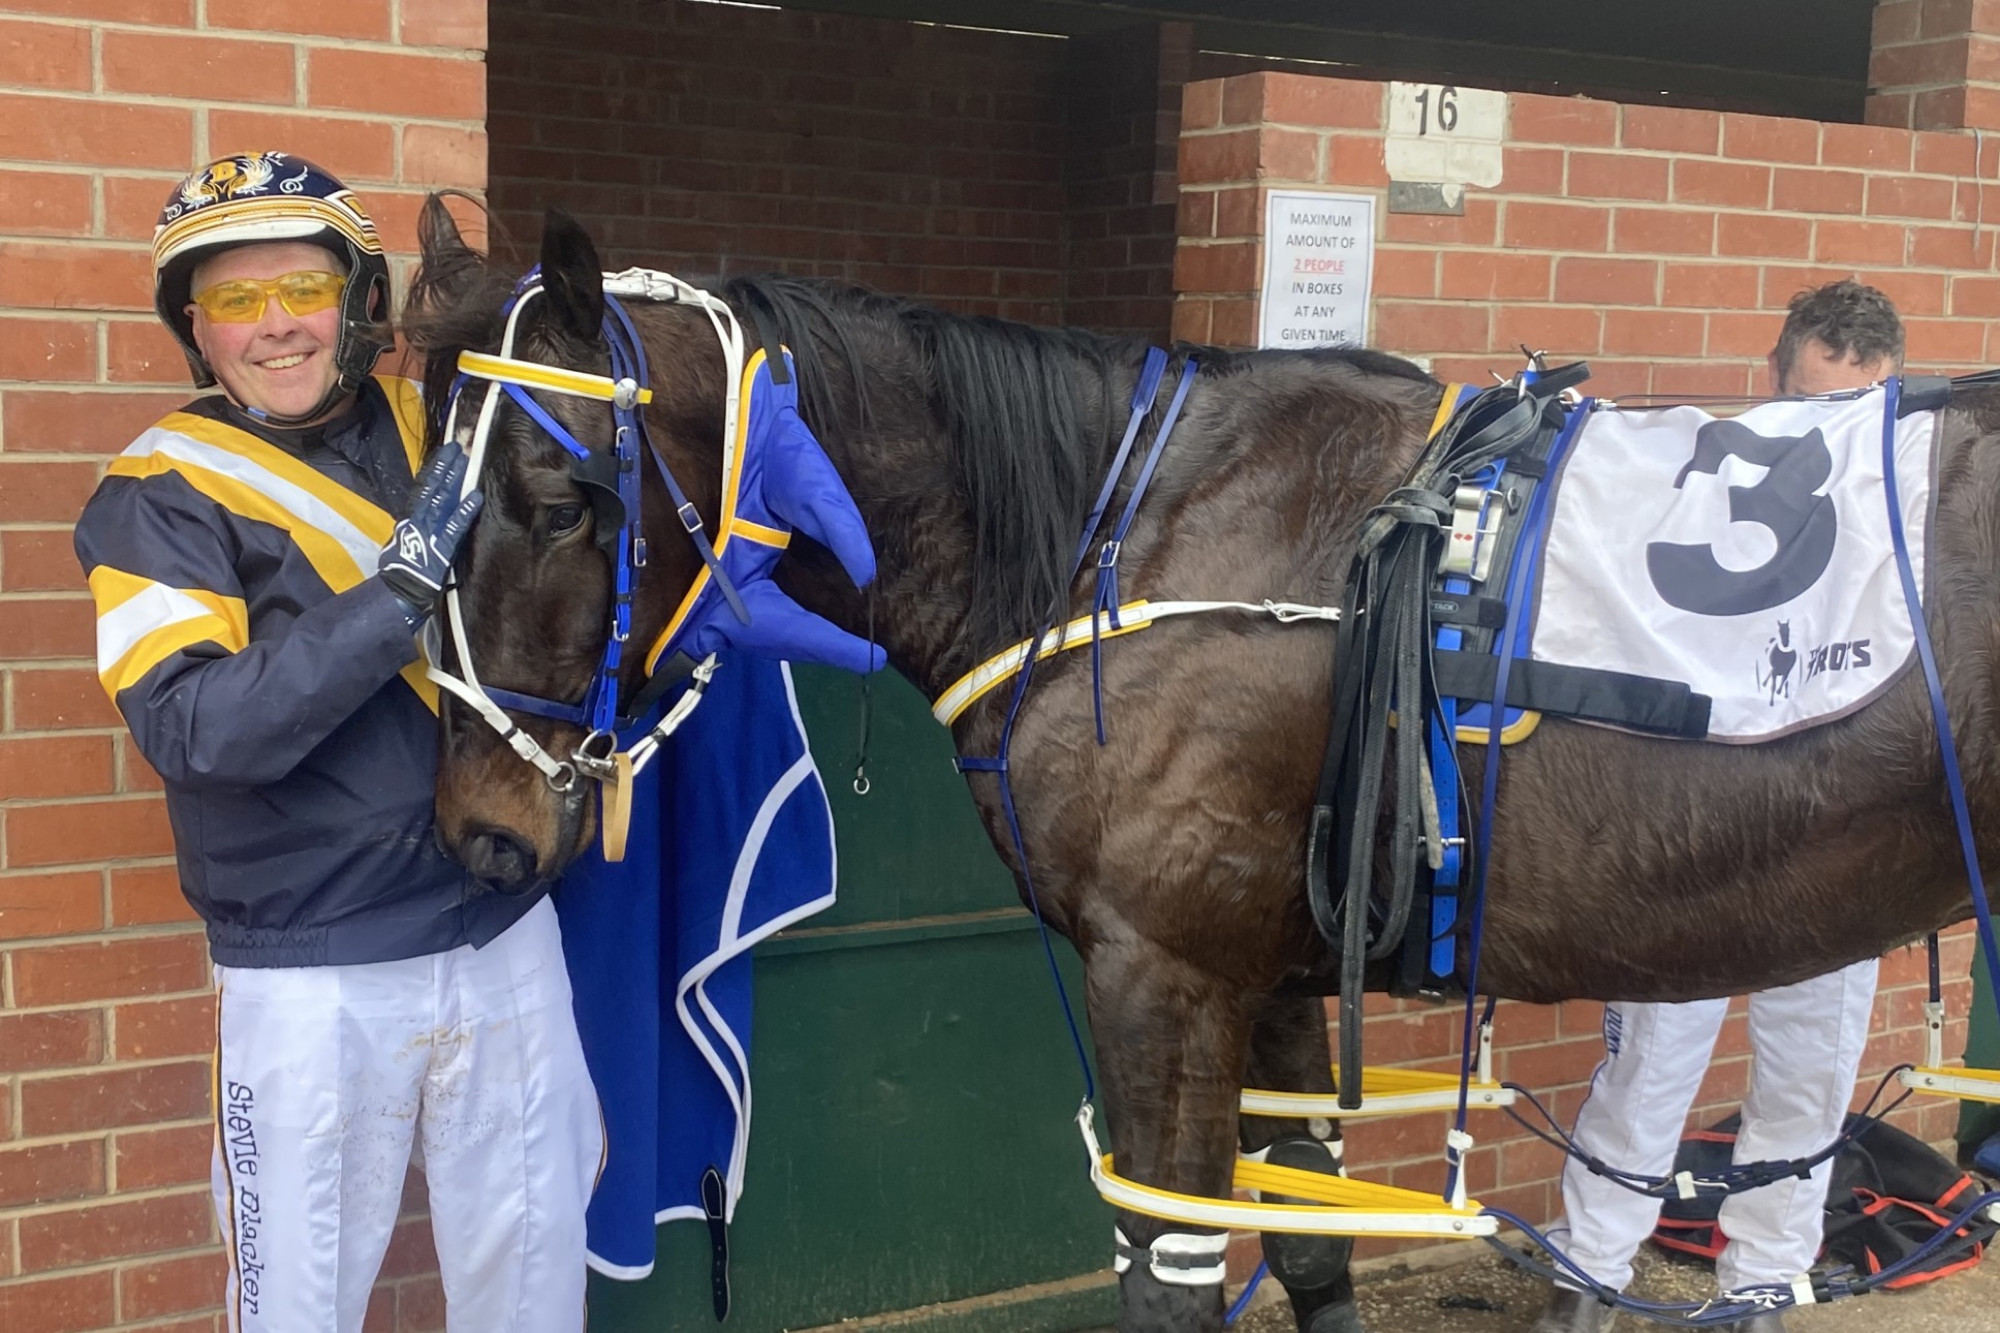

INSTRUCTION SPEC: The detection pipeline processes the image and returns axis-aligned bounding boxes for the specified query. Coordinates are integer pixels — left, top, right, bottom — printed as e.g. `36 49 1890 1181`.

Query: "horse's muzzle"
461 825 542 894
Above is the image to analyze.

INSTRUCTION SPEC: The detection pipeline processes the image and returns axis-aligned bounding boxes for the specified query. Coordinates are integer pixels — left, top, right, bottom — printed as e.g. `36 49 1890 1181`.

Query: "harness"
427 267 882 857
934 347 1345 728
1308 360 1736 1108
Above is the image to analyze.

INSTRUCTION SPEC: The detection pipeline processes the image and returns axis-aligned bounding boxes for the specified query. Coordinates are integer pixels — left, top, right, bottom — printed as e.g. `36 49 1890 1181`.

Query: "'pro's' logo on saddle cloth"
1530 389 1935 741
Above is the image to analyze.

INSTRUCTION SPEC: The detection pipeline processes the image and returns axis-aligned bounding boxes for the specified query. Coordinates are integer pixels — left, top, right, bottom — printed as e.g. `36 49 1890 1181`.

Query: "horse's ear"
538 208 605 343
409 192 486 316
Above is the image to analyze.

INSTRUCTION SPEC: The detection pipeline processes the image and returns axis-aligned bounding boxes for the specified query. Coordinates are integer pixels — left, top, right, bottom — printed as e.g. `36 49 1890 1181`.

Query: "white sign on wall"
1258 190 1376 350
1384 82 1506 188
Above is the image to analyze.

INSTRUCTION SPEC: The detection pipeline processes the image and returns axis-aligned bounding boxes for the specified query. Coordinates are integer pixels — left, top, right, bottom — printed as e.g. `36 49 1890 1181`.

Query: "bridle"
426 267 752 799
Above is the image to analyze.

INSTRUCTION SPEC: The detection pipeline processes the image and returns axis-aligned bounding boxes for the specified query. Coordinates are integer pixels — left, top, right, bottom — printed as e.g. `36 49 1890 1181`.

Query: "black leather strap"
702 1165 731 1321
1431 651 1712 739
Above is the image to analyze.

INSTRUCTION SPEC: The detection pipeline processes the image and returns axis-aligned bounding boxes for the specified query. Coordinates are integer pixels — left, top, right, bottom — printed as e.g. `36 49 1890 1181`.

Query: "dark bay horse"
404 207 1997 1333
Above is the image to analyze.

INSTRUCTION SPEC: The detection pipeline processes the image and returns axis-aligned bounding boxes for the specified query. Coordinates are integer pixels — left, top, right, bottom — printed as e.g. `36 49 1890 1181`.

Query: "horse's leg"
1085 938 1251 1333
1239 993 1363 1333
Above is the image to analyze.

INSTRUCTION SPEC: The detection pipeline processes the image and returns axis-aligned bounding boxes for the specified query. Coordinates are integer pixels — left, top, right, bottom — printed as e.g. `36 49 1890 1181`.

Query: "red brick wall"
1177 73 2000 387
0 4 485 1330
1178 70 1985 1248
487 0 1186 337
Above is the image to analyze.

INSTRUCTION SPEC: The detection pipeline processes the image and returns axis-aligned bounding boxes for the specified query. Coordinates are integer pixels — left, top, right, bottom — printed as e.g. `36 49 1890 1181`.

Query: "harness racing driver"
72 153 601 1333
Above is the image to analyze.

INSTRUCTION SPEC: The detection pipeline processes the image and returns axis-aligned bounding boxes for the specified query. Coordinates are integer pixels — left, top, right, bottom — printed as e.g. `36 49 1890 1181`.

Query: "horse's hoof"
1302 1298 1365 1333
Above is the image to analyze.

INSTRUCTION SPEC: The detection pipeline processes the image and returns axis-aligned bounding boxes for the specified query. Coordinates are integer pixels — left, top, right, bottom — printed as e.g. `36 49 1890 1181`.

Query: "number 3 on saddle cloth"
556 345 885 1301
1403 379 1938 996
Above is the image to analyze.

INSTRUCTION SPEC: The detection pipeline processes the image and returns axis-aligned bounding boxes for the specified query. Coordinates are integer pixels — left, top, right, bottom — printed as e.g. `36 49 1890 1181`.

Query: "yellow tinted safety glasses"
191 270 347 323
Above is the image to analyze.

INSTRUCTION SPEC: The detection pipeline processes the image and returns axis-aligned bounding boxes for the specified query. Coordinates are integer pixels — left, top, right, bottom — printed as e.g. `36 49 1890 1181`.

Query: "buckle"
677 501 703 533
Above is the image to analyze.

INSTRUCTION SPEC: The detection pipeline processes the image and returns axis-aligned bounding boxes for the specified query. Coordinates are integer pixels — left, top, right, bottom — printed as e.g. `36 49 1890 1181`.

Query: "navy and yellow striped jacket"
73 376 539 967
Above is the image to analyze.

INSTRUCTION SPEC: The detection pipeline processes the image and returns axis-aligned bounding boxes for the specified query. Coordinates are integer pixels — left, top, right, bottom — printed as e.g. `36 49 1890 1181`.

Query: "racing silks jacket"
72 375 539 967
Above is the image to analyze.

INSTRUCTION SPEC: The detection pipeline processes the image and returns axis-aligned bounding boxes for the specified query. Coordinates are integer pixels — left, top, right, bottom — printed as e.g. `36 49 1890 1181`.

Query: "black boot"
1298 1298 1363 1333
1529 1285 1618 1333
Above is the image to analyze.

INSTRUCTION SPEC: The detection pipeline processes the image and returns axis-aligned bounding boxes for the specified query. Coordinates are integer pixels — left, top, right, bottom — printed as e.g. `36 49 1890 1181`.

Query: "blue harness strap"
951 346 1196 1105
1880 377 2000 1019
1090 356 1199 742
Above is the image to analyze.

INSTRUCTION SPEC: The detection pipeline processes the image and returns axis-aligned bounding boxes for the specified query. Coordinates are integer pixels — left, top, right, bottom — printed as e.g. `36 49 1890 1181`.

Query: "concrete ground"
1226 1242 2000 1333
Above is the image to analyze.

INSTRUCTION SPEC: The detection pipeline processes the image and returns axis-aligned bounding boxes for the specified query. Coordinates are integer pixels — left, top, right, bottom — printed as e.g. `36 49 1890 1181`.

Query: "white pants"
1545 958 1878 1293
211 898 603 1333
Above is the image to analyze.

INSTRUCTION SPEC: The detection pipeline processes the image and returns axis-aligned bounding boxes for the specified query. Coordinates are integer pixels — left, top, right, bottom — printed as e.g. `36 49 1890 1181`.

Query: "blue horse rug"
556 653 837 1278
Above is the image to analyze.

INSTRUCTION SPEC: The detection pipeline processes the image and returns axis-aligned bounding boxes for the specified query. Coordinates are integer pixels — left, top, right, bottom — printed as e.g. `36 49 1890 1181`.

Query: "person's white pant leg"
1545 997 1728 1292
1715 958 1879 1290
419 898 603 1333
212 958 430 1333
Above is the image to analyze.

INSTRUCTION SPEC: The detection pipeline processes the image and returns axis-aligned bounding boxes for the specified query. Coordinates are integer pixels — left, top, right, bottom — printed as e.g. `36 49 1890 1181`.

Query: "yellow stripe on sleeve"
89 566 249 698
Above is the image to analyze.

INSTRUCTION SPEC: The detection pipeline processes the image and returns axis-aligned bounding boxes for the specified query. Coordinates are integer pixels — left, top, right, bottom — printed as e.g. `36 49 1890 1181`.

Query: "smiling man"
71 154 601 1333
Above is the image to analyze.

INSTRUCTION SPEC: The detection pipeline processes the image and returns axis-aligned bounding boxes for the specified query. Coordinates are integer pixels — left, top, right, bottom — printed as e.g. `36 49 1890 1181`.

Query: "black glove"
379 441 484 623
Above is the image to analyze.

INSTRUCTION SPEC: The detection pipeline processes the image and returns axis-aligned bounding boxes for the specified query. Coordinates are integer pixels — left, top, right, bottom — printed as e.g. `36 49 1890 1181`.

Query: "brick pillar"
1867 0 2000 130
0 3 485 1329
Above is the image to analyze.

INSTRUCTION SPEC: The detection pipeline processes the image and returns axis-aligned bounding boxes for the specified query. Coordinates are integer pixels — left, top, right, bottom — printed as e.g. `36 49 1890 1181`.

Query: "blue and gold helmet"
154 152 393 401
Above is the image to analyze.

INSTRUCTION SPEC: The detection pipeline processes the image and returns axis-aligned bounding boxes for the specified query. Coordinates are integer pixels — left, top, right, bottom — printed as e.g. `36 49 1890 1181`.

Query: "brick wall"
1177 70 1985 1248
0 4 485 1330
1177 72 2000 389
487 0 1185 337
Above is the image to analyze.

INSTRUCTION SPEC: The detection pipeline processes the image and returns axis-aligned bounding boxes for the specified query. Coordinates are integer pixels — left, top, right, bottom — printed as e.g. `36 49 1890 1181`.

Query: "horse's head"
405 204 726 889
405 203 882 892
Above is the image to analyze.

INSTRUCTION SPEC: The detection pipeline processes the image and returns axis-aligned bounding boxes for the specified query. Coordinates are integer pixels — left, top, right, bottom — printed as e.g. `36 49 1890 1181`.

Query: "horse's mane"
727 275 1432 644
728 274 1152 642
401 257 523 453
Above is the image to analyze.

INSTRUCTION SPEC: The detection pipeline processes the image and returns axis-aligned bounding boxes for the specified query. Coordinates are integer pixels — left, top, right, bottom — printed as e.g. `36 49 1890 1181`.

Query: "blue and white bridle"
426 267 751 793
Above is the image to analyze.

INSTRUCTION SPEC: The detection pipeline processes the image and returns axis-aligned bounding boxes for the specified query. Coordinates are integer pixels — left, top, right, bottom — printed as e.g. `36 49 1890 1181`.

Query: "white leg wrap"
1114 1226 1230 1287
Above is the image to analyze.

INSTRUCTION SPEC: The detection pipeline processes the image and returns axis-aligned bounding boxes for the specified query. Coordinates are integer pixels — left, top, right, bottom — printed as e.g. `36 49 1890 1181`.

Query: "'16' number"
1414 86 1459 136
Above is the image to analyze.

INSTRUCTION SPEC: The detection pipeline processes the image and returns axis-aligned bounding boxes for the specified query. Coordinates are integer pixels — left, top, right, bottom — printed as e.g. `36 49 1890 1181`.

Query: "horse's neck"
787 327 1130 701
793 410 1031 701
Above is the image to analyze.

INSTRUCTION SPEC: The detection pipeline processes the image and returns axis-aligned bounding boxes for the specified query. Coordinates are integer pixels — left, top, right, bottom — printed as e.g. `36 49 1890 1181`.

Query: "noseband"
427 267 753 802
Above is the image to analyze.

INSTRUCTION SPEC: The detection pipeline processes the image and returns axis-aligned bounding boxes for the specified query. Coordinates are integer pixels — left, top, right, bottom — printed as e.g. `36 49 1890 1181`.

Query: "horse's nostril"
463 826 540 893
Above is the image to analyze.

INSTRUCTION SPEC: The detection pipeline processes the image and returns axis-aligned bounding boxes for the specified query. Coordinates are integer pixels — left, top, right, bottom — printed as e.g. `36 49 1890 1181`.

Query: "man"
1532 280 1902 1333
73 153 601 1333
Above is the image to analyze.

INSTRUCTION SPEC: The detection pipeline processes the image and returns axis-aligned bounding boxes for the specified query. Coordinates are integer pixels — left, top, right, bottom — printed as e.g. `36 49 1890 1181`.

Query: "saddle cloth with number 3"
1528 387 1936 742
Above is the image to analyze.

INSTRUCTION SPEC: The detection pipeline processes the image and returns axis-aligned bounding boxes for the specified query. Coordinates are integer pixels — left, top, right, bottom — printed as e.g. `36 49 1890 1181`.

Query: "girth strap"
1430 652 1711 739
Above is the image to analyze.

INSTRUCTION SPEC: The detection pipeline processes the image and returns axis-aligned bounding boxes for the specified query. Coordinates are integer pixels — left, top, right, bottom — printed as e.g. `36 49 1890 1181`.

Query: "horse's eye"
547 503 587 537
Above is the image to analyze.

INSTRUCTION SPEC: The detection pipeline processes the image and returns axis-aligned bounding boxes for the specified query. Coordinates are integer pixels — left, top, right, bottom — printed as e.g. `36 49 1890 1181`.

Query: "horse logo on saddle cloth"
1326 368 1940 1025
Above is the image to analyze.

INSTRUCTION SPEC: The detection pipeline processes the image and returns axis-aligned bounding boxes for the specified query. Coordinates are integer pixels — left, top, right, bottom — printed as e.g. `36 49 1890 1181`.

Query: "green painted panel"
586 931 1108 1331
788 666 1021 928
586 665 1110 1332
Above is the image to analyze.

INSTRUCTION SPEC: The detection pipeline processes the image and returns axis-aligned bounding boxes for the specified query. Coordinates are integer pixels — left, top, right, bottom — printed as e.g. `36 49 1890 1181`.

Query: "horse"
401 203 1998 1333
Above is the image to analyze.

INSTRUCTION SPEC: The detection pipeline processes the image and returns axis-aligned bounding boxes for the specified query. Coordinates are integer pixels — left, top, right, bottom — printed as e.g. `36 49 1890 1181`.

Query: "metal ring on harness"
572 727 619 781
544 760 578 793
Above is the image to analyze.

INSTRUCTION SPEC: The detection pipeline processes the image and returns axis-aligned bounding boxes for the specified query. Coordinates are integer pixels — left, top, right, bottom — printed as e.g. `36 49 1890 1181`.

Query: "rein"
426 267 751 830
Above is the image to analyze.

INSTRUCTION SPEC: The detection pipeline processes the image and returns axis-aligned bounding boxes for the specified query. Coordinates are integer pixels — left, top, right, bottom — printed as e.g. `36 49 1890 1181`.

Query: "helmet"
153 152 393 418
